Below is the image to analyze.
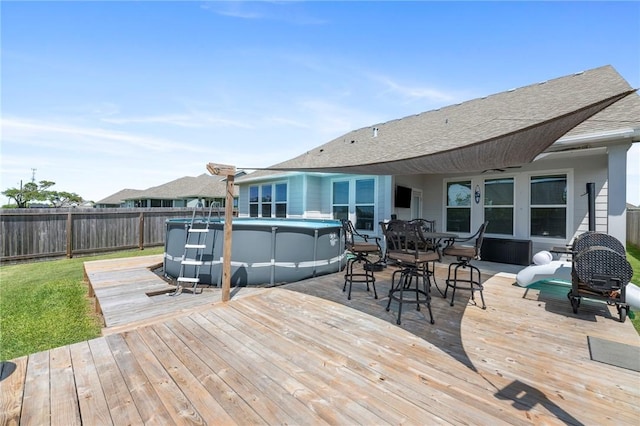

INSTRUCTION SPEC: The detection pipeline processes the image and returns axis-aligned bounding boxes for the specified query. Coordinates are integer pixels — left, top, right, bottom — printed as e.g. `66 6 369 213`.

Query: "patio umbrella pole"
207 162 236 302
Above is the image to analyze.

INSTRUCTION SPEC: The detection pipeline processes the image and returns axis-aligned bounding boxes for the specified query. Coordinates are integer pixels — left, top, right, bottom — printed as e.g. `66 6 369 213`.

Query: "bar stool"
380 220 438 325
442 221 488 309
341 219 382 300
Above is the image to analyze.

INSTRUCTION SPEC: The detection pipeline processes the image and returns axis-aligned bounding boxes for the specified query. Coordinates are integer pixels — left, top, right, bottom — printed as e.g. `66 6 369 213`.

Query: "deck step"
185 244 206 249
177 277 200 283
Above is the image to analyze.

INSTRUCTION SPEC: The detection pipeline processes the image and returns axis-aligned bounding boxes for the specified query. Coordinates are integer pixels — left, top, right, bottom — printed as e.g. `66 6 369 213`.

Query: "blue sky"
2 1 639 204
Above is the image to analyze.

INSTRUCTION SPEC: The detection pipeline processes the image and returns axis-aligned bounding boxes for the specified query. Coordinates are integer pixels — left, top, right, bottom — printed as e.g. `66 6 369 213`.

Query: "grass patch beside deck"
626 243 640 332
0 248 164 361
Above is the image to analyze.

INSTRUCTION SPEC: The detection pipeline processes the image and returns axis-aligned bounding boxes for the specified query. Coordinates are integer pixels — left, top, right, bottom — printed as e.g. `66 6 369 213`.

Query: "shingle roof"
95 188 144 205
124 174 238 200
261 65 638 176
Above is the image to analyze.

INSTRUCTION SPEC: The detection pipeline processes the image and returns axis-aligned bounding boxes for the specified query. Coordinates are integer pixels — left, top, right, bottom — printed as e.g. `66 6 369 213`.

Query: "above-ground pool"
164 218 345 286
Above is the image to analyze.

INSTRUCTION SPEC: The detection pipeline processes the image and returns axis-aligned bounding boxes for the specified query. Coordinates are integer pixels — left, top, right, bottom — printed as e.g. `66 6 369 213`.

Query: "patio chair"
442 221 489 309
568 231 632 321
409 218 437 251
380 220 439 325
341 219 382 300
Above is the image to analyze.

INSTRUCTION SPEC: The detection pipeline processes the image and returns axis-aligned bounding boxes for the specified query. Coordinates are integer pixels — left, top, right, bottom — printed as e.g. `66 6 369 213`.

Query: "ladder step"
181 260 203 266
189 229 209 233
185 244 206 249
177 277 200 283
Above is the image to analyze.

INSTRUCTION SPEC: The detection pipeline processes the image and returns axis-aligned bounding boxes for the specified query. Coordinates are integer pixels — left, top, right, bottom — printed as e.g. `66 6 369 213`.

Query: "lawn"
626 243 640 330
0 248 164 361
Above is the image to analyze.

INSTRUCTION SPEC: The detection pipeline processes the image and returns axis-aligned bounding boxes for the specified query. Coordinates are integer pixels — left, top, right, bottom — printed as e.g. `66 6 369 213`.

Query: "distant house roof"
257 65 638 176
123 174 239 201
96 188 144 205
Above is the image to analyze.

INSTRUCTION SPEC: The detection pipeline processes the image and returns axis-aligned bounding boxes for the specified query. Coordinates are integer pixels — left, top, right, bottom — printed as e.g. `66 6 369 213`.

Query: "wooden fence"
2 207 639 262
0 208 223 262
628 209 640 247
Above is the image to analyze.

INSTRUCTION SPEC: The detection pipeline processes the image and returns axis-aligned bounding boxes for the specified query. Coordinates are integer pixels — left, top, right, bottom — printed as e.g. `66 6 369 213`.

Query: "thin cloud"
1 117 200 153
102 113 253 129
370 74 458 104
201 1 327 25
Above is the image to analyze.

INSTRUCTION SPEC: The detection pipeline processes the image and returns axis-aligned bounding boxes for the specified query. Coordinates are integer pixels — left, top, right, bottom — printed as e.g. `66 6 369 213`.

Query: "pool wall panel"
164 218 345 286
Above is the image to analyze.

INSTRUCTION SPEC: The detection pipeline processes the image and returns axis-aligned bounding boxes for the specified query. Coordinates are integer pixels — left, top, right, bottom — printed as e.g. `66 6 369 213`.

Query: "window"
261 184 272 218
446 181 471 233
530 174 567 238
332 178 376 231
249 183 287 218
355 179 375 231
332 181 349 221
249 186 259 217
275 183 287 218
484 178 514 235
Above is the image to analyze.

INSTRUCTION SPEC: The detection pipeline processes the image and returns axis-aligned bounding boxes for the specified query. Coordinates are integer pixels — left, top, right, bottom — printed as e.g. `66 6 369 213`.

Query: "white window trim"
249 181 288 218
526 169 573 244
331 176 378 232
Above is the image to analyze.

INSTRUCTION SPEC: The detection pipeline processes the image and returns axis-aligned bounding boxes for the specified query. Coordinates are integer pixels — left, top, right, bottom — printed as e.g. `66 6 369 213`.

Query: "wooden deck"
1 256 639 424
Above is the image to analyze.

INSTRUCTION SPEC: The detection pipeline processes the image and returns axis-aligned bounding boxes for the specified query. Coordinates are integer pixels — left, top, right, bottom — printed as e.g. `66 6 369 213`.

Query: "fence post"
66 212 73 258
139 211 145 250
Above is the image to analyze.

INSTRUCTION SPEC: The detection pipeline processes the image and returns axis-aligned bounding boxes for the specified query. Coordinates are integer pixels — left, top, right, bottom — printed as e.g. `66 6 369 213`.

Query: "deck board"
2 255 639 425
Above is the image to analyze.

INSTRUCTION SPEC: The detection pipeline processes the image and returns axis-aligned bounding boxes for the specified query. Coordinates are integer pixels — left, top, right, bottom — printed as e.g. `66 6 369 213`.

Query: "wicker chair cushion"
443 245 476 259
350 242 380 253
388 250 440 265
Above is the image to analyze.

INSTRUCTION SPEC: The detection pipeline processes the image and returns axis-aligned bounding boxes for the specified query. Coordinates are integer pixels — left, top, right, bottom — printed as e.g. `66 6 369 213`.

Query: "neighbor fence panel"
628 209 640 247
0 207 196 262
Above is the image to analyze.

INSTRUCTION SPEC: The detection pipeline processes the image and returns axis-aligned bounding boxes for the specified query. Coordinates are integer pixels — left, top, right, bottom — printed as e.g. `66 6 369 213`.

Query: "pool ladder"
169 203 216 296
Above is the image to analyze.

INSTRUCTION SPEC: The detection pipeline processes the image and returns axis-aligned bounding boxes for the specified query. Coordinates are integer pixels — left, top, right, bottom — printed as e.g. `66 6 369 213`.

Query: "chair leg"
387 266 434 325
343 254 377 300
445 260 486 309
421 264 435 324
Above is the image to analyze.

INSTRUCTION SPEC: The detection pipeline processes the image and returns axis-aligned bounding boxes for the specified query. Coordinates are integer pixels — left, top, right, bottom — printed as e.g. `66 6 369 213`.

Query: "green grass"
626 243 640 333
0 248 164 361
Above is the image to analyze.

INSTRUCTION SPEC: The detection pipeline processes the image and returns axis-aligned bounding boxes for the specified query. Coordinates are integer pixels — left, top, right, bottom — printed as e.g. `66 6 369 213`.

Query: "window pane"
333 206 349 221
531 175 567 205
446 208 470 233
355 179 374 204
249 186 259 203
275 183 287 202
355 206 374 231
447 182 471 206
485 207 513 235
333 181 349 204
484 178 513 205
261 185 272 203
275 203 286 218
262 203 272 218
531 208 566 238
250 204 258 217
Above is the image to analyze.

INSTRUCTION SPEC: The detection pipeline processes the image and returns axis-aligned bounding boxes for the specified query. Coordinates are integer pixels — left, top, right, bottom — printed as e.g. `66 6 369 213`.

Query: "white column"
607 143 632 247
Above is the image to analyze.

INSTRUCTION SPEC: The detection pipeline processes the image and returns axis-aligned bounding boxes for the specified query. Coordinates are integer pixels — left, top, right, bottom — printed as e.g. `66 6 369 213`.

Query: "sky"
2 1 639 205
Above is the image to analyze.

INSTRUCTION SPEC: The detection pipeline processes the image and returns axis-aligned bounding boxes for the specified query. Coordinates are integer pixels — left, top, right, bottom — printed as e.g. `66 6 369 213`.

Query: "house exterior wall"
303 174 324 218
409 146 629 252
288 174 305 217
236 142 633 252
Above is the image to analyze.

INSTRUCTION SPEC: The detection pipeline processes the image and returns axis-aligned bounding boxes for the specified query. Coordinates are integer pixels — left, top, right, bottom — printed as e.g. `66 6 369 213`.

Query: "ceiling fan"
481 166 522 173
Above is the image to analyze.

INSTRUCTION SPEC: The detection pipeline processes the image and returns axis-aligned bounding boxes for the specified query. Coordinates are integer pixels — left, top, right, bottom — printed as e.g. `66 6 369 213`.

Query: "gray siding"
304 175 324 218
287 174 305 217
238 185 249 217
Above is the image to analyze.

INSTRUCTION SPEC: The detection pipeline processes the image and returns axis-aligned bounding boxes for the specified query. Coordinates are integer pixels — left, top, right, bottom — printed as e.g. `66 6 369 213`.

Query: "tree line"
2 179 84 208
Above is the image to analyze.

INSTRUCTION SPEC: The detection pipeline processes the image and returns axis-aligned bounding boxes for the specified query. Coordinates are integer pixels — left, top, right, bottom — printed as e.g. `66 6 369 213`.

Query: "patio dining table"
419 231 458 296
420 231 458 253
